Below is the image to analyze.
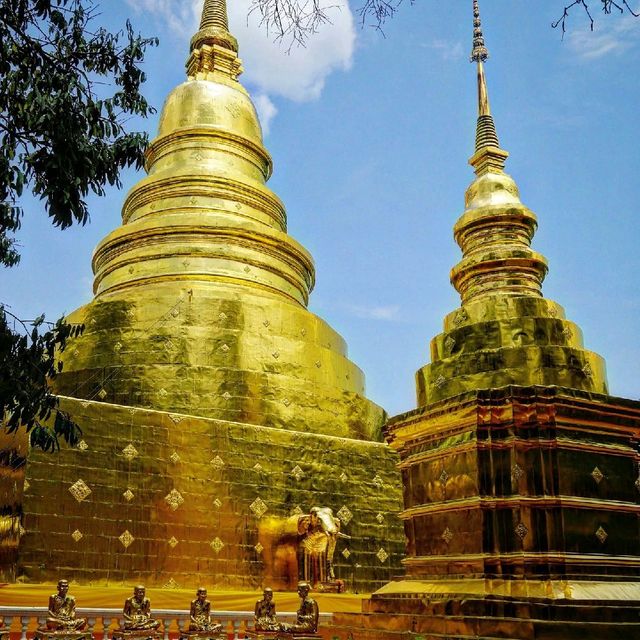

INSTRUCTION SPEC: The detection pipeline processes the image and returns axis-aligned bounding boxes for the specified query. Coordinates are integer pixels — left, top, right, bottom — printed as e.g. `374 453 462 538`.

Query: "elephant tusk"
337 532 351 539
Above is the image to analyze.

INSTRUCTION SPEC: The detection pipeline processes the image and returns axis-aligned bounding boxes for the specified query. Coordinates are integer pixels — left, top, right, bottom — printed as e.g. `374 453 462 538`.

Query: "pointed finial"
200 0 229 31
187 0 242 79
468 0 506 174
470 0 489 63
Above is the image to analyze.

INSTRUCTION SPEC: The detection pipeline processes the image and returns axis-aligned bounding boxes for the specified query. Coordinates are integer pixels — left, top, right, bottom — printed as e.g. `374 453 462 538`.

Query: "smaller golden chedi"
181 588 223 639
113 586 161 639
36 579 88 639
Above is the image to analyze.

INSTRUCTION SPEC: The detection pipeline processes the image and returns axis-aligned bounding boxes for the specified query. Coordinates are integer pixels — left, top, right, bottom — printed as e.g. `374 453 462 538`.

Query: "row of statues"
38 579 319 639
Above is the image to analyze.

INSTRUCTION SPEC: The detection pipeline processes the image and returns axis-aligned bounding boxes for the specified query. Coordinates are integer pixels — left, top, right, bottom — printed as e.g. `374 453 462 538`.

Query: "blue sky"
1 1 639 416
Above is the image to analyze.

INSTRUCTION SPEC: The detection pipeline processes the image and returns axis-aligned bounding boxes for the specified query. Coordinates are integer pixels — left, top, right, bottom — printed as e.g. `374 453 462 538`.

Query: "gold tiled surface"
4 396 404 591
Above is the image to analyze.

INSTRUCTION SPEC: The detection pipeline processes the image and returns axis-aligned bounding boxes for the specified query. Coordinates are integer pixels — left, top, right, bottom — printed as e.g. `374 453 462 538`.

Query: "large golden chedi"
0 0 404 589
53 4 380 440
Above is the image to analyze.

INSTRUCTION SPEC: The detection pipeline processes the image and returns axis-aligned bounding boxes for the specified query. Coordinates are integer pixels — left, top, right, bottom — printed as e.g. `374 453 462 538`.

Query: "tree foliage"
0 0 157 450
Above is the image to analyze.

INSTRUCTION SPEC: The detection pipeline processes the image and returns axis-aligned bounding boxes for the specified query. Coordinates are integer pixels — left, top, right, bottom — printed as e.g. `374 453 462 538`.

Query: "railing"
0 608 332 640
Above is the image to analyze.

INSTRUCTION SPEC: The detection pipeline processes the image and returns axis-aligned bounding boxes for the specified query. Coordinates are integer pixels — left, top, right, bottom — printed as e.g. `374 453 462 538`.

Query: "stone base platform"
326 591 640 640
244 631 322 640
34 631 91 640
314 581 344 594
111 630 161 640
179 630 224 640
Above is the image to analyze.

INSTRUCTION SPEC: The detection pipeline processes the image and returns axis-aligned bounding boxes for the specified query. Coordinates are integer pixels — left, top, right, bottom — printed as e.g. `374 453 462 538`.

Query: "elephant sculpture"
257 506 349 590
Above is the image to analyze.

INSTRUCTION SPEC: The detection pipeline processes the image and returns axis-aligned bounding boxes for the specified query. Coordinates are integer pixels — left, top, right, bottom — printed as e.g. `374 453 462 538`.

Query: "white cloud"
346 304 400 321
427 39 464 62
252 93 278 134
128 0 356 128
568 15 640 60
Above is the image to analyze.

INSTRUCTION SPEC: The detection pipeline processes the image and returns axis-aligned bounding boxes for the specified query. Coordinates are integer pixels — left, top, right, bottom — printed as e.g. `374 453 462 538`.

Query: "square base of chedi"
327 385 640 639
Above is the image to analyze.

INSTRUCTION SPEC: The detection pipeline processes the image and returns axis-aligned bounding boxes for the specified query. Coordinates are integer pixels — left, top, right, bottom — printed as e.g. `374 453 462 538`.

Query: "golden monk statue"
41 580 87 631
123 586 160 631
187 588 222 634
277 583 319 634
253 588 278 631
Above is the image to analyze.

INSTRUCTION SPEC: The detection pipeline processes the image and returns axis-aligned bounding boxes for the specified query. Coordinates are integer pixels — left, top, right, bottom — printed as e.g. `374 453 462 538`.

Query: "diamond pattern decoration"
23 479 30 491
272 351 280 359
250 497 268 518
169 414 183 424
342 548 352 560
165 489 185 511
263 320 270 327
562 326 573 340
69 479 92 503
595 526 608 544
453 310 468 326
337 505 353 525
213 498 222 508
283 398 291 407
582 362 593 377
315 361 322 368
444 336 456 353
376 548 389 563
211 455 225 470
71 530 83 542
18 525 26 537
114 342 123 353
376 513 385 524
119 530 134 549
98 388 108 400
512 463 524 481
244 265 251 273
218 312 228 321
515 522 528 540
220 343 230 353
255 542 264 554
123 489 135 502
169 451 181 465
158 388 168 397
291 465 305 481
434 375 446 390
340 472 348 483
122 443 139 461
591 466 604 484
163 578 180 589
210 537 224 554
168 536 179 548
77 440 89 451
253 463 263 472
441 527 454 544
372 474 384 488
222 391 232 400
439 469 449 484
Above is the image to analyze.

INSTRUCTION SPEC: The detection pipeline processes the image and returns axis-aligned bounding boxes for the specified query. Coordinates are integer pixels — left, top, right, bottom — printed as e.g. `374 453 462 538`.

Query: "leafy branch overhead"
0 0 158 266
0 0 157 451
1 309 84 451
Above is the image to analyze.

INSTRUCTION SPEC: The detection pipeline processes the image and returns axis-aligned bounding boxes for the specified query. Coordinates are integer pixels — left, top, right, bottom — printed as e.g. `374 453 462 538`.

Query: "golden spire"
411 0 608 406
469 0 506 173
187 0 241 78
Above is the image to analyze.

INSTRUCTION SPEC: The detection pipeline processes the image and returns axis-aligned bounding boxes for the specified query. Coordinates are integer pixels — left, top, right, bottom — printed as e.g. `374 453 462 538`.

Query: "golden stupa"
0 0 405 591
329 1 640 637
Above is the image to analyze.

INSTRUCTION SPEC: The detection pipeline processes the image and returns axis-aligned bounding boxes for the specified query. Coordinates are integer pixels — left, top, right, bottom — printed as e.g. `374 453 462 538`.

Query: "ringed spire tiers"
415 0 608 405
51 0 385 441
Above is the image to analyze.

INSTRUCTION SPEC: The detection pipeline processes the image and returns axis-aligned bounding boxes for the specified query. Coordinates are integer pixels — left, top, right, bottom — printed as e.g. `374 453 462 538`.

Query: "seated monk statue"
123 586 160 631
42 579 87 631
277 583 318 634
188 588 222 634
253 588 278 632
